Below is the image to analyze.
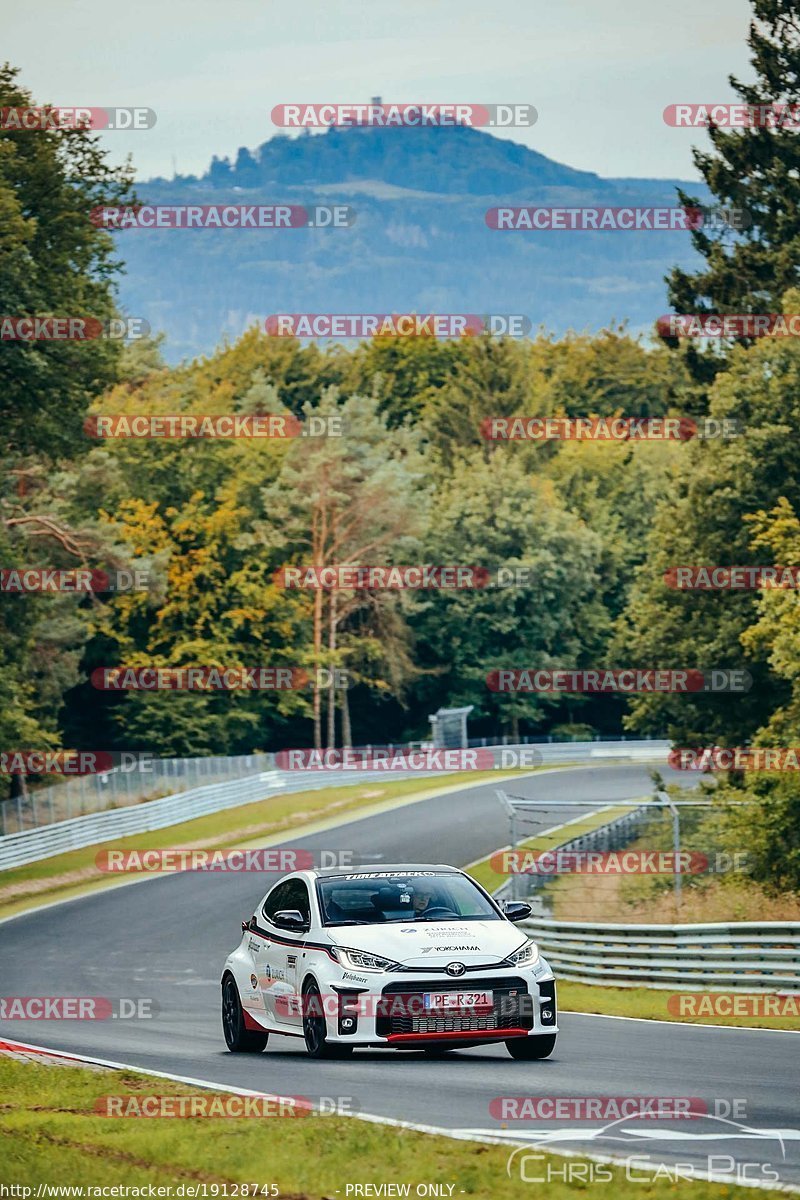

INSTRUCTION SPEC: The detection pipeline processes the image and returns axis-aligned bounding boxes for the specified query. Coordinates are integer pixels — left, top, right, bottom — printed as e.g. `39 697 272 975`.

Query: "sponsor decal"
421 945 481 952
343 871 438 879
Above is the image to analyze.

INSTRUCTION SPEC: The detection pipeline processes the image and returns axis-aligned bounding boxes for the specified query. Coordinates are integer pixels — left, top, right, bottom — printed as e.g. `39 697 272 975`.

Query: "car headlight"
508 939 539 967
329 946 401 972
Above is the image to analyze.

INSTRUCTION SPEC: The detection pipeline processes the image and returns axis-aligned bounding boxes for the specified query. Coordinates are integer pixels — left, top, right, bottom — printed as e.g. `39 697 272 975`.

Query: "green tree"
412 453 607 739
0 64 134 460
252 388 430 748
665 2 800 380
619 315 800 743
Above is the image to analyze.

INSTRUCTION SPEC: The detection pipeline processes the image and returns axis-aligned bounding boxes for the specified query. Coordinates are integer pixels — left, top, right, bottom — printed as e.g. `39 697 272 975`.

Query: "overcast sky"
5 0 754 182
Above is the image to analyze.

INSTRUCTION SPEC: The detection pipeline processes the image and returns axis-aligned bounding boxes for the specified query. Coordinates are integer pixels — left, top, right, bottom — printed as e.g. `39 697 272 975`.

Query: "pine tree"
665 2 800 378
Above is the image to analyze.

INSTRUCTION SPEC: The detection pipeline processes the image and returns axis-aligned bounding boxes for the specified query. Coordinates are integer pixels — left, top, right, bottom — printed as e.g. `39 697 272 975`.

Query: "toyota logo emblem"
445 962 466 977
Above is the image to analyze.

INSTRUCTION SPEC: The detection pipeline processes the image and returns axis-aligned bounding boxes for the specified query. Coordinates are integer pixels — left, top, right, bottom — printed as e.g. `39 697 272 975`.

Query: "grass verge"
557 979 800 1030
0 1055 770 1198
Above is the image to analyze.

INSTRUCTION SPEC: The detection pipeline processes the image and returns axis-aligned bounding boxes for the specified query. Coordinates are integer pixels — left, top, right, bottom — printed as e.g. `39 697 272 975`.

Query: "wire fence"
493 790 758 924
0 736 670 839
0 754 273 835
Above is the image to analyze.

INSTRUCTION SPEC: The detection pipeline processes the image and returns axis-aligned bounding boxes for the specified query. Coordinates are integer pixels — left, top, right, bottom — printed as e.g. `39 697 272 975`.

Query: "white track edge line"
2 1036 797 1195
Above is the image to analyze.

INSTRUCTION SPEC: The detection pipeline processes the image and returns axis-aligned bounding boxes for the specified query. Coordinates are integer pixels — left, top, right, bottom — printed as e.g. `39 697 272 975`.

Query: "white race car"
221 863 557 1059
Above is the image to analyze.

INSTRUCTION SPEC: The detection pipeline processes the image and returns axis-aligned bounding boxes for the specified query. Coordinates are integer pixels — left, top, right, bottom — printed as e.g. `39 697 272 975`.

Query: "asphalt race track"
1 763 798 1189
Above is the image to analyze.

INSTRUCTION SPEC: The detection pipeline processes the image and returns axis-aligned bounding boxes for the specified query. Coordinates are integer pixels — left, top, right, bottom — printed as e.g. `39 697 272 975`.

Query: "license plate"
423 990 493 1010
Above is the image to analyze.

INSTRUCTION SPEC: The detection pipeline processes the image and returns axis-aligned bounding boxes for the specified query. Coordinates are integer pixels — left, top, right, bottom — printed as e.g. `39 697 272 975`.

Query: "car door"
269 878 311 1029
256 879 297 1025
260 878 310 1027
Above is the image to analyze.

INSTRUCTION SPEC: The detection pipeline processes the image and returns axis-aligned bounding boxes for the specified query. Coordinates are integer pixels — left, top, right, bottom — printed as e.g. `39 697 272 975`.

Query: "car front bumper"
323 966 558 1046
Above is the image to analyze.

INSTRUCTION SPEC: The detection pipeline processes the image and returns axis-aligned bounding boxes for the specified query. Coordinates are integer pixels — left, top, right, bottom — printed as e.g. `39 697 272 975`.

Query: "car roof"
311 863 462 878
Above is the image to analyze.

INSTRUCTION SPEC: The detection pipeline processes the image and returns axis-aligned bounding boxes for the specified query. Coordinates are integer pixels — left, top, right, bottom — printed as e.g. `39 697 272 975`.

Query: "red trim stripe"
386 1027 530 1043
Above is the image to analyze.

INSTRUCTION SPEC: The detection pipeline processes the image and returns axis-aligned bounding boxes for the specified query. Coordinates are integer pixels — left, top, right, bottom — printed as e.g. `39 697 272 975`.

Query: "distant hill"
115 124 708 361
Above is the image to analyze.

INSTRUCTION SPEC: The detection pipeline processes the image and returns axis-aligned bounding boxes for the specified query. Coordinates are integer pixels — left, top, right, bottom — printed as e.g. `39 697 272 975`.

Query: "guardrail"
493 800 651 901
521 917 800 990
0 739 670 872
1 737 670 836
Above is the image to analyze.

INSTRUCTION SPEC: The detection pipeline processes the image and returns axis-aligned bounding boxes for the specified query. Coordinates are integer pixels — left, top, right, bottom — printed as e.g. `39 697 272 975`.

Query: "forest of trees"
2 0 799 889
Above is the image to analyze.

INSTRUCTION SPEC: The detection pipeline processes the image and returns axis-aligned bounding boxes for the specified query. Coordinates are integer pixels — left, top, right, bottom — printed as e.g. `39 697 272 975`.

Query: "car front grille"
376 976 533 1038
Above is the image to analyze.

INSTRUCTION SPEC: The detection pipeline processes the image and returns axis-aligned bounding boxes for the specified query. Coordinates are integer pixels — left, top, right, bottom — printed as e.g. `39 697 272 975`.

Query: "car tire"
505 1034 557 1060
302 981 353 1058
222 975 269 1053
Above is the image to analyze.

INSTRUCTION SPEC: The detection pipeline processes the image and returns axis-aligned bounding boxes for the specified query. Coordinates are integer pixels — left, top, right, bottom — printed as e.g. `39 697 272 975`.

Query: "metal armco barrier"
0 773 283 872
521 918 800 990
0 739 670 872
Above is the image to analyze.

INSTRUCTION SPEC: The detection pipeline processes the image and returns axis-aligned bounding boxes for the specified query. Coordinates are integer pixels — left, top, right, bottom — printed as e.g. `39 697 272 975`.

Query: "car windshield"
315 871 501 927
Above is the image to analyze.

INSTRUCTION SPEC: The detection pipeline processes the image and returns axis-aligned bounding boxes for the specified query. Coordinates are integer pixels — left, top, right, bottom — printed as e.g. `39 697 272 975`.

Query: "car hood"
327 919 529 966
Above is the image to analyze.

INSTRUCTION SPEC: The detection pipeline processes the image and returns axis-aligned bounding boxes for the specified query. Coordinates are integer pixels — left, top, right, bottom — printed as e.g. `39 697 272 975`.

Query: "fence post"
657 790 681 914
673 806 682 911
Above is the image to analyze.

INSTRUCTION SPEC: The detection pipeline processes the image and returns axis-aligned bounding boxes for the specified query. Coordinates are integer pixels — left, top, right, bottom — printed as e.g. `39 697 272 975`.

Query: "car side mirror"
273 909 309 932
503 901 532 923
